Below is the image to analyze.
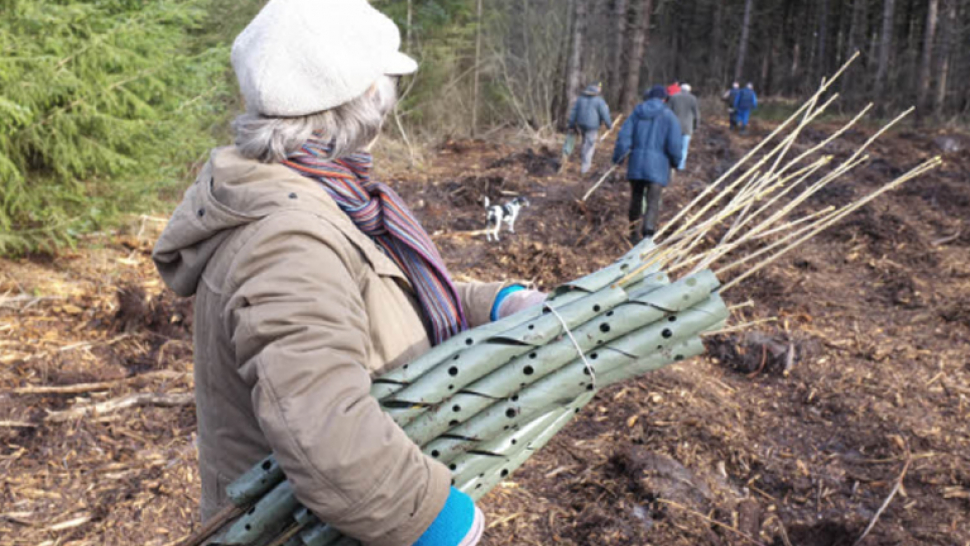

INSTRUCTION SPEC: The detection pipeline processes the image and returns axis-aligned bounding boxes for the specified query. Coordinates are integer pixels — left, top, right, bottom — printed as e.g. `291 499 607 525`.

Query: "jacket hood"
633 99 667 120
582 84 602 96
153 147 351 297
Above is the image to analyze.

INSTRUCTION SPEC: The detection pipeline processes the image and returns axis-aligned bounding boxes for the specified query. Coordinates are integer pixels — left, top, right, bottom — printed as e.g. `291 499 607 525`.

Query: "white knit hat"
231 0 418 117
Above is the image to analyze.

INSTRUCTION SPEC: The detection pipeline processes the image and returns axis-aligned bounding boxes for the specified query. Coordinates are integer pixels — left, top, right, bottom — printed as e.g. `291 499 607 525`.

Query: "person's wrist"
490 285 525 322
413 487 481 546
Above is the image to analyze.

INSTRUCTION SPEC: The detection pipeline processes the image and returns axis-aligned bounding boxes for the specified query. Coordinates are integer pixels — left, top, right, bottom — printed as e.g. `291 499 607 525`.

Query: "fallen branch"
14 370 189 395
0 294 64 309
0 511 36 526
435 229 491 239
45 392 194 423
931 230 961 246
20 333 132 363
45 513 93 532
656 499 766 546
0 420 37 429
702 317 779 336
851 455 912 546
56 333 131 354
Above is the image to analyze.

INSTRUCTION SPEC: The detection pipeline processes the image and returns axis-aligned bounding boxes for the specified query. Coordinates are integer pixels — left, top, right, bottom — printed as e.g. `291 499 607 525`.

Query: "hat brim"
385 51 418 75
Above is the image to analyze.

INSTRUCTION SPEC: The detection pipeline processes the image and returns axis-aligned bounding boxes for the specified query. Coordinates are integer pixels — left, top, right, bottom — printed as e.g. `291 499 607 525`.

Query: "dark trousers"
628 180 664 241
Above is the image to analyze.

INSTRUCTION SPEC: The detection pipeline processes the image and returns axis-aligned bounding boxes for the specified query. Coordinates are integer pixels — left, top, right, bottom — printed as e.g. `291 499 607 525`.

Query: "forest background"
1 0 967 254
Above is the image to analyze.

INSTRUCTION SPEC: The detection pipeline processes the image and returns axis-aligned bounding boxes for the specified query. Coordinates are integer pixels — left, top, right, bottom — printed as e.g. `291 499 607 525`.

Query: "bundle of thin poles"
181 55 941 546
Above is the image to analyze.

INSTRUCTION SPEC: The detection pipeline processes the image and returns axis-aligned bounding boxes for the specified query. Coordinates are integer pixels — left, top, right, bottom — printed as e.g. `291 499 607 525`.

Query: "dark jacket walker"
613 86 683 243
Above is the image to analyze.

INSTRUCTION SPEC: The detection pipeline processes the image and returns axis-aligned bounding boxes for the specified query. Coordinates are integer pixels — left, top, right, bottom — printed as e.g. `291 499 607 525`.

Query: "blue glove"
413 487 483 546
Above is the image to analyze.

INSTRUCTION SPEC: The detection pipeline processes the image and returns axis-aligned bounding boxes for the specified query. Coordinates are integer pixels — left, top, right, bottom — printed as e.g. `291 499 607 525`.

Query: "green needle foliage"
0 0 244 254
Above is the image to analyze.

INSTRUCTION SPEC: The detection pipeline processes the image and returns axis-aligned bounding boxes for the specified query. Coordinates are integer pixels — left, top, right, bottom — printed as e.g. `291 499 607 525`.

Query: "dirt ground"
2 113 969 546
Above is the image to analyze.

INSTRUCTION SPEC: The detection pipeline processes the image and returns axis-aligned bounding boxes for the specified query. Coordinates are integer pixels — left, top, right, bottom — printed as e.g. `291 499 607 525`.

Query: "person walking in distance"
733 82 758 134
722 81 740 129
667 83 700 170
612 85 683 244
666 80 682 97
567 82 612 174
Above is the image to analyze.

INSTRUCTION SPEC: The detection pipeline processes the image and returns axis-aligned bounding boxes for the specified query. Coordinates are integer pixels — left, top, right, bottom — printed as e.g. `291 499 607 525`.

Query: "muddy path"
2 116 969 546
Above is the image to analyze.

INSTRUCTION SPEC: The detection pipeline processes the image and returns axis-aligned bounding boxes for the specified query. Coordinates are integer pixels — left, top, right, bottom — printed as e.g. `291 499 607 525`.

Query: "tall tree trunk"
933 0 956 115
868 28 880 88
845 0 867 100
608 0 629 107
472 0 483 135
711 0 726 84
915 0 940 123
816 0 830 81
734 0 754 82
564 0 587 121
621 0 654 109
405 0 413 53
873 0 896 107
847 0 868 57
552 0 572 125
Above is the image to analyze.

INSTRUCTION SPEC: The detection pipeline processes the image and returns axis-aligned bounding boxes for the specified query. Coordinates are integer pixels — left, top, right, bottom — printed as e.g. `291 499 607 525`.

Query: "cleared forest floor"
2 115 969 546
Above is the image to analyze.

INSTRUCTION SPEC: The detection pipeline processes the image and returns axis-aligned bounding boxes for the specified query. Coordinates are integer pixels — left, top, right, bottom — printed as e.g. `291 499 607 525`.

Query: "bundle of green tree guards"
189 239 728 546
182 59 942 546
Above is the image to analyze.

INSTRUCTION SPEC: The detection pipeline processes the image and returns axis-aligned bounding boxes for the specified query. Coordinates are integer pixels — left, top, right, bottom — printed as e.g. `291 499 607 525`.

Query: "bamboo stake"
670 102 913 278
655 52 858 239
668 207 835 275
599 114 623 142
718 95 847 244
719 158 942 292
667 158 832 271
664 91 839 247
690 155 869 274
582 163 620 201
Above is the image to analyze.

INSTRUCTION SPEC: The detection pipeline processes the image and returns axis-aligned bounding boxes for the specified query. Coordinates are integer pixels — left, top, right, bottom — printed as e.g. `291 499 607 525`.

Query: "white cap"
231 0 418 117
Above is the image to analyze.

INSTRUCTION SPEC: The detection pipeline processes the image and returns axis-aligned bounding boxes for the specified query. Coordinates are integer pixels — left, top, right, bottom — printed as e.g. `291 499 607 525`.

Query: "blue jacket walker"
568 84 612 131
733 87 758 128
612 98 683 186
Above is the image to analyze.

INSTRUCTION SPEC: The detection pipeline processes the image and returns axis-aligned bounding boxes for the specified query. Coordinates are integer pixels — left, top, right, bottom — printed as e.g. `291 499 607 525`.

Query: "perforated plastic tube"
402 270 718 446
384 285 629 407
459 338 709 501
421 299 726 464
214 480 299 545
370 239 660 400
461 390 598 500
448 405 569 485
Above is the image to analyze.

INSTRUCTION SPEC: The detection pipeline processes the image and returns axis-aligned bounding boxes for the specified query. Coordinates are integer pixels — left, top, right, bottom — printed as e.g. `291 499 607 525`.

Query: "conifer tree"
0 0 231 252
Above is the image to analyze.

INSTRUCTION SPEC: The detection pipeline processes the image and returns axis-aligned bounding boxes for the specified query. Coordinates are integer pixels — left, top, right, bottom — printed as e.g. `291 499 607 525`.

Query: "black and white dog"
483 196 530 242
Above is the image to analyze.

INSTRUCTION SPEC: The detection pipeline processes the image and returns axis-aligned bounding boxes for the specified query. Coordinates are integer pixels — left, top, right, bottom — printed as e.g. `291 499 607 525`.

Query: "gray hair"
232 76 398 163
681 83 691 93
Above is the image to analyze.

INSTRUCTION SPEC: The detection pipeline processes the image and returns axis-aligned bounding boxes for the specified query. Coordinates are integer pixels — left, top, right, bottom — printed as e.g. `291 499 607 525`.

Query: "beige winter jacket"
153 147 503 546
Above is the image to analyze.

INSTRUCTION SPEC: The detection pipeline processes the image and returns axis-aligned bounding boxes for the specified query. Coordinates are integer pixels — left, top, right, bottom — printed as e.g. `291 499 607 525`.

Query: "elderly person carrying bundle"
152 1 542 545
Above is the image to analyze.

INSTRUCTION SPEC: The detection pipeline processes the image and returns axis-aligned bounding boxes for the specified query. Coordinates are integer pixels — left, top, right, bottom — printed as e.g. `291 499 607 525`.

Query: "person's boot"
628 219 645 245
642 222 655 241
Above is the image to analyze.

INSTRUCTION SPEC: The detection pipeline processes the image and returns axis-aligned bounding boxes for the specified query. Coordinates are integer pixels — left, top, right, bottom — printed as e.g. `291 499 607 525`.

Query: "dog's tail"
482 196 490 209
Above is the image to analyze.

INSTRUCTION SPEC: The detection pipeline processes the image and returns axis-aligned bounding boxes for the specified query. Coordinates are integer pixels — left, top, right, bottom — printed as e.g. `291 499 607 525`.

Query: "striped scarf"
283 138 468 345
